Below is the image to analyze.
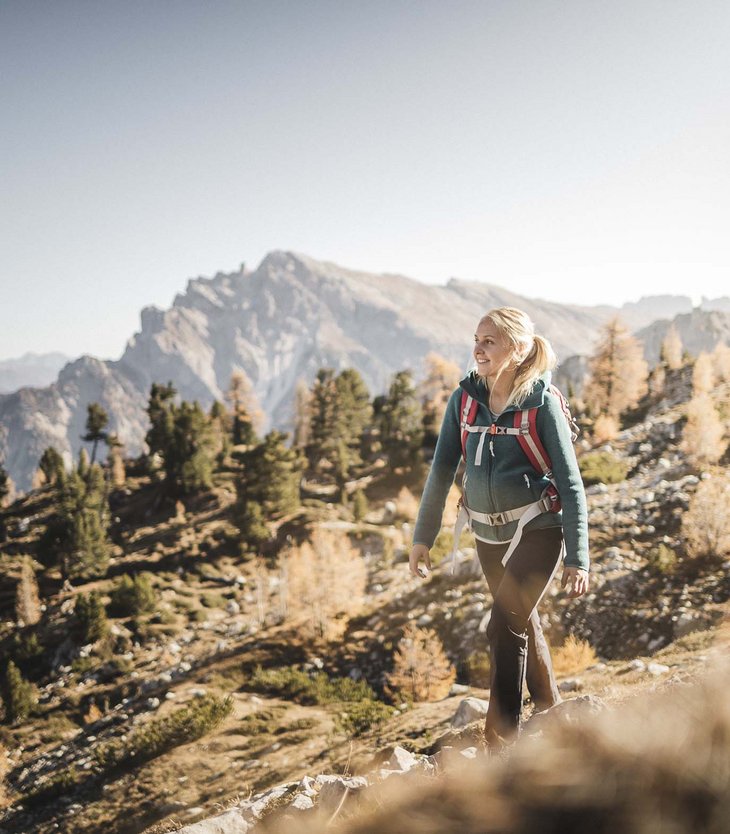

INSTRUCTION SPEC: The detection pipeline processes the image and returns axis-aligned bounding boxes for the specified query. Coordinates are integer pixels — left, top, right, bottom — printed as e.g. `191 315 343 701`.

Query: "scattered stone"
558 678 583 693
177 808 249 833
451 696 489 728
627 659 646 672
647 662 670 676
387 745 417 772
289 793 314 811
449 683 470 696
460 746 478 759
226 600 241 615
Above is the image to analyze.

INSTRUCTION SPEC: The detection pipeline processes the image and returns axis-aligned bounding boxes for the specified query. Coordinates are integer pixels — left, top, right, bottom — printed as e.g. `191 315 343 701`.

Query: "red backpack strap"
459 390 478 460
513 408 552 477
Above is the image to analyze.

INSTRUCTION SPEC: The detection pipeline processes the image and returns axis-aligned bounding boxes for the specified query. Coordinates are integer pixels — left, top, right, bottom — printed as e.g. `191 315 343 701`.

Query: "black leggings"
476 526 563 738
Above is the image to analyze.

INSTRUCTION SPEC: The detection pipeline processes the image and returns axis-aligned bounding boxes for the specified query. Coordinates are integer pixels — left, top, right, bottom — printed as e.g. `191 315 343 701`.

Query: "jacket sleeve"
538 392 590 571
412 388 463 548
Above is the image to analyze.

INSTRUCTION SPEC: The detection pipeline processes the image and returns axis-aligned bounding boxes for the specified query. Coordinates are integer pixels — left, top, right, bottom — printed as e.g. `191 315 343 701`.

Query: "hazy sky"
2 0 729 361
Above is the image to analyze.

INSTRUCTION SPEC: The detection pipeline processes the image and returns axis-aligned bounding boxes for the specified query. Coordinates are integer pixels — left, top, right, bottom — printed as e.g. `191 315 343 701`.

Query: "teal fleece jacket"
413 371 590 571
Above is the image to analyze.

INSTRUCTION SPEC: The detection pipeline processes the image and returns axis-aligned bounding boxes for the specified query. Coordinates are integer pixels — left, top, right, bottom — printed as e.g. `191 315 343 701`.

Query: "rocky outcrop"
0 351 71 393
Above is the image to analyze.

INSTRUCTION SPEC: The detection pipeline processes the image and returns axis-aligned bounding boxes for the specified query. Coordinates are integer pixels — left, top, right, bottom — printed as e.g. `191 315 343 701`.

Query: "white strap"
448 503 470 576
499 501 544 566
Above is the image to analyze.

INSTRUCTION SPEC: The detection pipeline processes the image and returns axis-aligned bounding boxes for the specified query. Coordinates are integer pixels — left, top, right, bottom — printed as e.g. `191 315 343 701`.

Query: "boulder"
451 696 489 728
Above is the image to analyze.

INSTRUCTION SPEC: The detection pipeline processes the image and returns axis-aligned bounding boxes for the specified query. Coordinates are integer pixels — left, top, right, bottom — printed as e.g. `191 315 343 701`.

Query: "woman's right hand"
409 544 432 579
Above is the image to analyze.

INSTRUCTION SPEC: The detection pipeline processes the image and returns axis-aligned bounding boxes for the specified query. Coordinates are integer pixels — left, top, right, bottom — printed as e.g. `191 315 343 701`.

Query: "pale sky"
2 0 729 361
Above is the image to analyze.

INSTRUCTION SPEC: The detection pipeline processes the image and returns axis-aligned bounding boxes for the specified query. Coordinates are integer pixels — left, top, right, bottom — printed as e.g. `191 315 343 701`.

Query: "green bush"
108 573 156 617
335 699 396 736
646 543 678 574
249 665 376 705
95 694 233 770
578 451 629 486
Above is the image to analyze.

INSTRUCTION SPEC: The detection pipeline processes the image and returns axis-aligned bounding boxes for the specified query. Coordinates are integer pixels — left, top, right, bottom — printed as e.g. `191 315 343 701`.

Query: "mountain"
636 308 730 365
0 251 718 492
0 352 71 394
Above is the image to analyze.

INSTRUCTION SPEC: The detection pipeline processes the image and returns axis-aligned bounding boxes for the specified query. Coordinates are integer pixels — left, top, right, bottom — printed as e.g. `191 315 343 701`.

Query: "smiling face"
473 316 515 381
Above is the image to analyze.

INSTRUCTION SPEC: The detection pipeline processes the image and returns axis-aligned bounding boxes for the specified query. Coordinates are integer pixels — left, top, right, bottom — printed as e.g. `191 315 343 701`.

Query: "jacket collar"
459 370 552 412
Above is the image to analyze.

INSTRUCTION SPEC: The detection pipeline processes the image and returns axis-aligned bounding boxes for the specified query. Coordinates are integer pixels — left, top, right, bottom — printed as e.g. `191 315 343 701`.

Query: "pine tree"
235 431 303 548
584 318 648 422
15 558 41 627
292 380 312 450
38 447 66 487
56 463 112 580
145 383 217 495
306 368 338 469
82 402 110 464
378 370 424 471
334 368 373 467
385 622 456 702
227 371 261 446
660 324 683 370
75 591 109 642
1 660 37 724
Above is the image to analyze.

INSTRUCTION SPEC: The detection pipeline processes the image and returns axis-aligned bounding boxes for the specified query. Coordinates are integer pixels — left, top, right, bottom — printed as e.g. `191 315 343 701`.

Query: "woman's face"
473 317 514 380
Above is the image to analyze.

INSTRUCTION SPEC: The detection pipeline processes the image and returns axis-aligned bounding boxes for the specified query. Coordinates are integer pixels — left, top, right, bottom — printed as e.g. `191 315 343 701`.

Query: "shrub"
465 650 491 688
249 665 377 705
646 543 678 575
551 634 598 677
352 489 369 523
75 591 109 643
335 699 397 736
95 694 233 770
108 573 156 617
578 451 628 486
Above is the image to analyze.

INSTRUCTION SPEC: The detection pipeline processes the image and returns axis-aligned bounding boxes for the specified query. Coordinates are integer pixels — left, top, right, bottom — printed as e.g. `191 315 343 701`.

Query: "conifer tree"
292 379 312 450
378 370 424 471
235 431 303 547
38 447 66 487
334 368 373 465
660 324 683 370
227 371 261 446
0 464 9 507
145 383 217 495
711 342 730 383
82 402 110 464
306 368 338 469
584 317 648 422
55 463 111 580
1 660 37 724
15 557 41 627
75 591 109 643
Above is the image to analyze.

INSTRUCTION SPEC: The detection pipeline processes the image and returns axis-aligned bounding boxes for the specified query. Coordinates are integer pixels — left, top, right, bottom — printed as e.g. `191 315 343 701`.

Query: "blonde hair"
476 306 557 407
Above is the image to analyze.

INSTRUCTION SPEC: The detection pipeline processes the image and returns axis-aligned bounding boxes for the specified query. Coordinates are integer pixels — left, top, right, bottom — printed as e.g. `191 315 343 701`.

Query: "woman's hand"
561 566 589 598
409 544 432 579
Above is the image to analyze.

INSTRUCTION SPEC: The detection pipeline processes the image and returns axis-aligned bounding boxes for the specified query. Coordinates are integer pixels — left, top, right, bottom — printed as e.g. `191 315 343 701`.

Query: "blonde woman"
410 307 589 748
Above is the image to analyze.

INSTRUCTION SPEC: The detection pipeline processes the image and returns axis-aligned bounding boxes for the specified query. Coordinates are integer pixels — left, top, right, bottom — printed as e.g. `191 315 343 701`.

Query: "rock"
226 600 241 615
449 683 470 696
558 678 583 693
627 659 646 672
451 696 489 728
387 746 417 772
289 793 314 811
315 775 369 810
647 662 670 676
177 808 249 833
460 746 478 759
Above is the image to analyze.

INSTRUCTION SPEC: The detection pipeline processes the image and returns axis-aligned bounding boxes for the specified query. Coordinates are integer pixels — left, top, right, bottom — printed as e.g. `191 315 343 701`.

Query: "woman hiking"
409 306 589 750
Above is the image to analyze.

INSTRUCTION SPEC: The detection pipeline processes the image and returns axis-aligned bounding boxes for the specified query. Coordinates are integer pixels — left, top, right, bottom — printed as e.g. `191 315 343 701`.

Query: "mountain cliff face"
0 352 71 393
0 251 714 491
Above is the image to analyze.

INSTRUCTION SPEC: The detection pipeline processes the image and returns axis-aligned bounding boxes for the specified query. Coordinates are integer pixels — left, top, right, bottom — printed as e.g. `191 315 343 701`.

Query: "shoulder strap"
548 384 580 442
513 407 552 476
459 390 479 460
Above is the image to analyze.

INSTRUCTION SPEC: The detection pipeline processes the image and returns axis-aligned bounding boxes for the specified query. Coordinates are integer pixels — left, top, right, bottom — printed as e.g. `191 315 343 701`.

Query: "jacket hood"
459 370 553 411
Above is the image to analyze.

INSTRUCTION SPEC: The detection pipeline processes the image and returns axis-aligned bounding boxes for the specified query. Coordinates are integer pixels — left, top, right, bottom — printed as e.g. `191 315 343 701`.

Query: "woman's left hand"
561 567 589 598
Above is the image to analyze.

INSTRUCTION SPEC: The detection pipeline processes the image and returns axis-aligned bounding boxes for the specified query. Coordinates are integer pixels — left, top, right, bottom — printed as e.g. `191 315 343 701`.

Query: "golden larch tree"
419 352 461 435
660 324 683 370
711 342 730 383
681 395 727 469
282 528 367 641
385 621 456 702
15 557 41 627
692 353 715 396
682 470 730 560
584 317 648 421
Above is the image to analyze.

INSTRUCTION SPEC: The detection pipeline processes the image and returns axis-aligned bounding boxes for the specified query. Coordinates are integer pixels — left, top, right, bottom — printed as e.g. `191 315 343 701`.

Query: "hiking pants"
476 526 563 738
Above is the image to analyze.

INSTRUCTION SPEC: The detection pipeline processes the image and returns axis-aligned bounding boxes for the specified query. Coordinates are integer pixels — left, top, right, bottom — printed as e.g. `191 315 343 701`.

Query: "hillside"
1 360 729 834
